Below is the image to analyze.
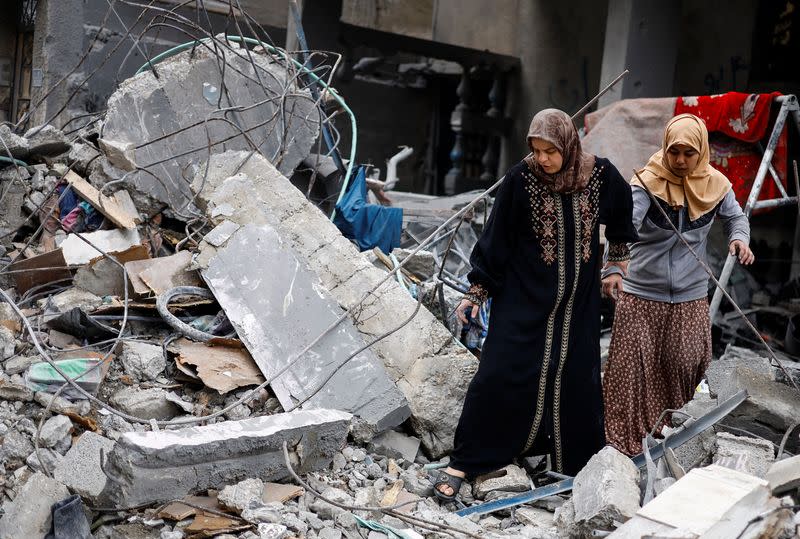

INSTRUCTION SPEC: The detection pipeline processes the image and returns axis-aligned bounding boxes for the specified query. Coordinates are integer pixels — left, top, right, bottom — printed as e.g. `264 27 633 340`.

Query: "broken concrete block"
390 248 436 280
192 151 478 458
2 429 33 460
515 506 556 530
110 387 180 420
102 409 351 506
200 223 409 437
257 523 288 539
0 381 34 402
60 228 142 266
767 455 800 494
0 473 70 539
310 487 354 520
39 415 73 448
219 478 265 513
54 432 116 503
612 464 777 538
474 465 530 499
0 326 15 360
714 366 800 454
713 432 775 478
40 287 103 314
120 341 166 382
367 430 420 462
562 446 640 536
705 346 776 401
4 355 42 375
23 124 71 156
68 142 102 175
0 124 30 159
26 448 64 473
100 43 319 214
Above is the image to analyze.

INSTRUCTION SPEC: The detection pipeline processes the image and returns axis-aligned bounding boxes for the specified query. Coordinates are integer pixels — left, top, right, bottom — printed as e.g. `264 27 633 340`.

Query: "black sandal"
432 469 464 502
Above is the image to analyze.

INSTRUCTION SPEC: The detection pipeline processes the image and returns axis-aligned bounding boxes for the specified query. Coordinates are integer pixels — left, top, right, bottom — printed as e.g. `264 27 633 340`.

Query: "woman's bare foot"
435 466 466 497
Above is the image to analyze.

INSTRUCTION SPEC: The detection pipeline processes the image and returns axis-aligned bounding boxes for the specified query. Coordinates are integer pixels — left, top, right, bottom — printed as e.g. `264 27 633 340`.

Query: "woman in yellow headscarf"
601 113 754 456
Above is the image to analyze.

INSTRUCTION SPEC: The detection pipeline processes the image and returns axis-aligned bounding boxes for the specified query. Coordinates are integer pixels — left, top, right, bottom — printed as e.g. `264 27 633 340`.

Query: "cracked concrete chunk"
219 478 265 513
102 408 351 506
201 223 410 436
39 415 73 447
100 43 319 214
767 454 800 494
0 472 70 539
561 446 640 536
367 430 420 462
120 341 167 382
713 432 775 478
110 386 180 420
474 464 530 499
54 432 116 504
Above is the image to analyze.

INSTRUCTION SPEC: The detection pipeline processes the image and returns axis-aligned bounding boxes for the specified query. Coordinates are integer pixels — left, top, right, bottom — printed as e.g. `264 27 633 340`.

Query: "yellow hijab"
631 113 731 221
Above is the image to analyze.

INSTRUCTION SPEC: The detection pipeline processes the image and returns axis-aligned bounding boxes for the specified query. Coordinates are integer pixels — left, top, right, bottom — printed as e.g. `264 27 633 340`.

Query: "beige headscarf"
631 113 731 221
524 108 595 193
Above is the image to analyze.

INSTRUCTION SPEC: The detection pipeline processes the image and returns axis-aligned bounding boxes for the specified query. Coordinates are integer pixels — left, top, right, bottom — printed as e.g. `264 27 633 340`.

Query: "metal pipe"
384 146 414 191
753 196 799 210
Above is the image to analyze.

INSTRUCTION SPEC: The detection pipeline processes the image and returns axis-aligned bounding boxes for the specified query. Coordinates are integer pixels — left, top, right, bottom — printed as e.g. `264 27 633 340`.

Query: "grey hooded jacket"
603 185 749 303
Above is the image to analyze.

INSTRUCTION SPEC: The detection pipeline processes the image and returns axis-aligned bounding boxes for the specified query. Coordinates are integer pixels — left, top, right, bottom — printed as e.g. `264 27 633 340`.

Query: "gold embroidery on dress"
578 166 603 263
524 172 559 265
523 195 566 452
553 196 584 472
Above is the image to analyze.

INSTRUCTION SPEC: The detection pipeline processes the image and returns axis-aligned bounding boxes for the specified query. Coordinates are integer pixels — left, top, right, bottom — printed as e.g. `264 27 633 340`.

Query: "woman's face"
666 143 700 176
530 137 564 174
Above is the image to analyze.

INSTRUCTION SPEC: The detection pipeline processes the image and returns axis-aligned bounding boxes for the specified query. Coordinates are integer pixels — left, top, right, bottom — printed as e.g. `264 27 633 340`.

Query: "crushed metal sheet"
171 337 265 395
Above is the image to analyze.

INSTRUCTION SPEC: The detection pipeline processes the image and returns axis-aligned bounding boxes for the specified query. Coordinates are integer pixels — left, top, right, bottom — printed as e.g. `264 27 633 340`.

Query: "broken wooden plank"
8 248 72 294
128 251 203 296
171 337 265 394
65 170 138 229
262 482 304 504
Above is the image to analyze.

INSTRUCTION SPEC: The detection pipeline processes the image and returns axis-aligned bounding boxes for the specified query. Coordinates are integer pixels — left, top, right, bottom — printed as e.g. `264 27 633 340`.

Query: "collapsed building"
0 1 799 539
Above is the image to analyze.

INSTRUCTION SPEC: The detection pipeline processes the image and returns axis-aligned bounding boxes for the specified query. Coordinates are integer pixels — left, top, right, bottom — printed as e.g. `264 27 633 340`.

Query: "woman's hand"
602 274 623 300
601 261 627 301
456 298 480 324
730 240 754 265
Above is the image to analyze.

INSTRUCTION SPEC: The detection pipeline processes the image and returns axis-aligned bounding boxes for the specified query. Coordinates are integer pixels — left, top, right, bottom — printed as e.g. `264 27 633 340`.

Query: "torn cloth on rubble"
674 91 787 208
333 165 402 254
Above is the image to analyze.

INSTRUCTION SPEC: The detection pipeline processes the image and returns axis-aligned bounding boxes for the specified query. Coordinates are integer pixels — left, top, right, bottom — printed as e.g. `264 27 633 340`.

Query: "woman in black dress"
434 108 637 500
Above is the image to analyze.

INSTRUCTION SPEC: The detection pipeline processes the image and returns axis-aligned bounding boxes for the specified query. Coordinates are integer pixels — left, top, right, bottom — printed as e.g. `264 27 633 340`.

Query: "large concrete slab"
101 409 351 507
191 151 478 458
202 223 410 436
99 41 319 214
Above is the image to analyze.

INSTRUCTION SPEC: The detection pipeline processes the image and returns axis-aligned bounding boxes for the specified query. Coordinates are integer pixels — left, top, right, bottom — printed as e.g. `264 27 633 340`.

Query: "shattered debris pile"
0 14 799 539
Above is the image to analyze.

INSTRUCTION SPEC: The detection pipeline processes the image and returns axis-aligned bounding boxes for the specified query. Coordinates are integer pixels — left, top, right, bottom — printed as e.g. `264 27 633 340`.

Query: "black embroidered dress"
451 156 636 476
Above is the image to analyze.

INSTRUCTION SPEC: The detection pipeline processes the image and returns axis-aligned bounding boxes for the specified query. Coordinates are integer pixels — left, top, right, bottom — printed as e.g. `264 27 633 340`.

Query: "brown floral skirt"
603 292 711 456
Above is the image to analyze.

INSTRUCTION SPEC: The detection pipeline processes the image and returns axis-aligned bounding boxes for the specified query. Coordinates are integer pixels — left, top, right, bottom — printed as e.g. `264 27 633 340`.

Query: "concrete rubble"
101 409 352 506
0 11 797 539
